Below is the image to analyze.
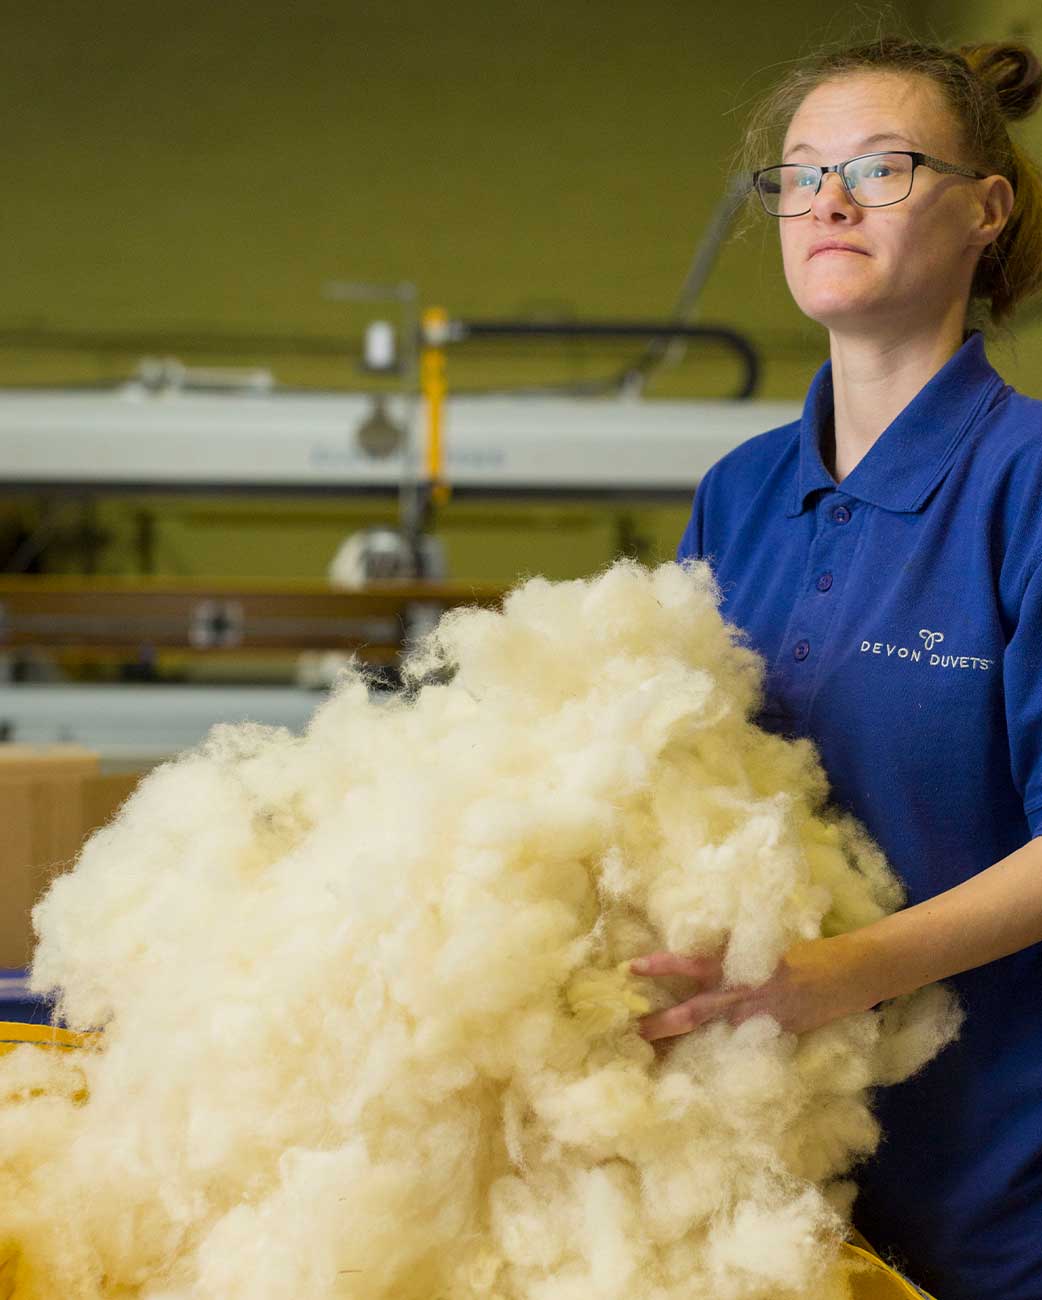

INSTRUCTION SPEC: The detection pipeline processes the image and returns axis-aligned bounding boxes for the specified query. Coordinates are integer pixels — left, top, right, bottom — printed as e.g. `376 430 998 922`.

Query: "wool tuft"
0 560 959 1298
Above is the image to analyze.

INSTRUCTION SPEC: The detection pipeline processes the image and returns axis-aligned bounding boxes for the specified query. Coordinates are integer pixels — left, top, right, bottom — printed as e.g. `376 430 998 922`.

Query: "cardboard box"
0 747 143 969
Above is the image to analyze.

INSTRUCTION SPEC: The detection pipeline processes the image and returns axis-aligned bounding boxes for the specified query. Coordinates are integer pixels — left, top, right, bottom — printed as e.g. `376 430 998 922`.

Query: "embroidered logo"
860 628 994 671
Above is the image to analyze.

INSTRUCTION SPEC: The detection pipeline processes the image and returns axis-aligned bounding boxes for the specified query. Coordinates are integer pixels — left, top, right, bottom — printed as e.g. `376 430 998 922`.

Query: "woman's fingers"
629 951 723 981
629 948 731 1041
637 990 738 1041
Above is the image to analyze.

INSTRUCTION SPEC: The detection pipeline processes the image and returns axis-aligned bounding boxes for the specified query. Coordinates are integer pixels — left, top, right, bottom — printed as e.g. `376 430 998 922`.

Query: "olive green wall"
16 2 1040 591
2 0 934 400
8 2 1037 397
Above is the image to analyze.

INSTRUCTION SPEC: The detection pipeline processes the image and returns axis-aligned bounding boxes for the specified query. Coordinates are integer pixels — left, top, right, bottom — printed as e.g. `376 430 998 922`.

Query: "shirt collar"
786 330 1007 517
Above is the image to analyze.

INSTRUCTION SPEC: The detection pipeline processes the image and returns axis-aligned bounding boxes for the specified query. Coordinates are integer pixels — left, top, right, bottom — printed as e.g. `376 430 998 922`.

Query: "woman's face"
778 72 987 336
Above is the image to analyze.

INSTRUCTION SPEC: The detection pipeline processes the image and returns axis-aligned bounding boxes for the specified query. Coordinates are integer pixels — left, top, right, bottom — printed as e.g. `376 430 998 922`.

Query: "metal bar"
434 320 759 399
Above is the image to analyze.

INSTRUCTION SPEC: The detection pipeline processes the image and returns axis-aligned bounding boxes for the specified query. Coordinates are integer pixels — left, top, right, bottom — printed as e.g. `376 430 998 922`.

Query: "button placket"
773 497 859 723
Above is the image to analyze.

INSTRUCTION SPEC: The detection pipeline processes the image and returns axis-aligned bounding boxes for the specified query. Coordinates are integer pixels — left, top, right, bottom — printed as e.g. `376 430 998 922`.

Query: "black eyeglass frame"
750 150 988 217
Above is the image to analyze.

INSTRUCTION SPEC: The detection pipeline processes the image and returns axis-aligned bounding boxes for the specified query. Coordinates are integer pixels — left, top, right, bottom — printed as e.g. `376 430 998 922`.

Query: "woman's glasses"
752 151 986 217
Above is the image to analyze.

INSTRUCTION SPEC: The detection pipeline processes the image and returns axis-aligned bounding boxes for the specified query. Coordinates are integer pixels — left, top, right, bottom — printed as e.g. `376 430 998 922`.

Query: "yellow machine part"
0 1251 16 1300
0 1023 937 1300
0 1023 101 1053
843 1235 938 1299
1 1022 102 1300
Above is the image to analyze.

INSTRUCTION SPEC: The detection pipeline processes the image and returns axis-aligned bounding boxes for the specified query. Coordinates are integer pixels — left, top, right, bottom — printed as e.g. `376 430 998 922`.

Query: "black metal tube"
440 321 760 399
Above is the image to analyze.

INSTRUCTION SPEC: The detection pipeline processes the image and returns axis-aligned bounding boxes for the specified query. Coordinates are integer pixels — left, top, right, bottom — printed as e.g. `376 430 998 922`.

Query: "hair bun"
959 41 1042 121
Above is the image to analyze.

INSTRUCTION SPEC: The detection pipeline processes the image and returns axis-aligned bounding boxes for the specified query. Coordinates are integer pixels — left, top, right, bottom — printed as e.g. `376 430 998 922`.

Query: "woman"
633 37 1042 1300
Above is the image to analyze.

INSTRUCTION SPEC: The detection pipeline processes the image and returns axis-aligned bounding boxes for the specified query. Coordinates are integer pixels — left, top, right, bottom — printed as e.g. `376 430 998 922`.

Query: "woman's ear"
972 173 1016 252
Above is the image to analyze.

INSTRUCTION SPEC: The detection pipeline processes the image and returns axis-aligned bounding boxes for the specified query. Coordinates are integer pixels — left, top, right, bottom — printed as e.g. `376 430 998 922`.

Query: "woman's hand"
631 933 879 1042
632 835 1042 1043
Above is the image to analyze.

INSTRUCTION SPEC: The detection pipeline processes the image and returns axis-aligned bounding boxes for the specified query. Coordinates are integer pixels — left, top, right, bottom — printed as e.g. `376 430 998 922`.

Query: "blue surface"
0 968 54 1024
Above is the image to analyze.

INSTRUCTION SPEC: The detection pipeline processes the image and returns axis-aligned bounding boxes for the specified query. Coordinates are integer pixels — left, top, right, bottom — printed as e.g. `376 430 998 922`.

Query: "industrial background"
3 0 1038 587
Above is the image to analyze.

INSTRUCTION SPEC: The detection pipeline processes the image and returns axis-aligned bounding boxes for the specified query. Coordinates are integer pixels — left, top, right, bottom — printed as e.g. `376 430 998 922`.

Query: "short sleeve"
1004 558 1042 837
675 471 711 564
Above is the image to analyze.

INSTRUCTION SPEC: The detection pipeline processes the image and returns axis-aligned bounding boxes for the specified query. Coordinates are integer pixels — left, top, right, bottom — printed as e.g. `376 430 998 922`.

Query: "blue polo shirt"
676 330 1042 1300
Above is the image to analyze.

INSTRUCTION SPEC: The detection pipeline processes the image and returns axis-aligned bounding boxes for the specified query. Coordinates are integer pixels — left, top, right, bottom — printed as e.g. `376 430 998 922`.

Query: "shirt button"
831 504 851 524
794 640 810 661
816 572 833 592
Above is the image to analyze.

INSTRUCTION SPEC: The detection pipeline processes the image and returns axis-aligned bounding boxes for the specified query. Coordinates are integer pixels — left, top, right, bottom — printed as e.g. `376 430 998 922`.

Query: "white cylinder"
364 320 397 370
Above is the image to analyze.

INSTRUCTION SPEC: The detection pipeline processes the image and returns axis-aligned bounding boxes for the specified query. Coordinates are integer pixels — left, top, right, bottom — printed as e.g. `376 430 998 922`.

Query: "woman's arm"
633 831 1042 1041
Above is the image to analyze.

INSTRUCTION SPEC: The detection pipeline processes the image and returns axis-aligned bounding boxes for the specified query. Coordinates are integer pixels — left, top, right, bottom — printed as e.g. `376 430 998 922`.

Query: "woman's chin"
795 290 893 330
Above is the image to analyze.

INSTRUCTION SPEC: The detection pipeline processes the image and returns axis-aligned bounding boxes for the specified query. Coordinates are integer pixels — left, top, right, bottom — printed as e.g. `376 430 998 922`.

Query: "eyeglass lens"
757 152 915 215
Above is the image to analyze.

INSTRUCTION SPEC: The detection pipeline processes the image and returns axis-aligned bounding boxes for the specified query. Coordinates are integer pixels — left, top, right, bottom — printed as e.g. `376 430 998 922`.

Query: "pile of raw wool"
0 560 960 1300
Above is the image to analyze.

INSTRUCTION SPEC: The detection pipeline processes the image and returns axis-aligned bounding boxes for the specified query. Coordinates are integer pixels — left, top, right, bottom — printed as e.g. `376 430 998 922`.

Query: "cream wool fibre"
0 561 960 1300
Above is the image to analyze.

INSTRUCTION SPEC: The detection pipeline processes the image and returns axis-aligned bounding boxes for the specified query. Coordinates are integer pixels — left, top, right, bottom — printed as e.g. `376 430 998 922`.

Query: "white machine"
0 386 799 496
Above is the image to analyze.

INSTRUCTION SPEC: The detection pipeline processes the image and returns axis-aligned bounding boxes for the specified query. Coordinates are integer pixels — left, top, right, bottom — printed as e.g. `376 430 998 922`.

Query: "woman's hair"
734 36 1042 329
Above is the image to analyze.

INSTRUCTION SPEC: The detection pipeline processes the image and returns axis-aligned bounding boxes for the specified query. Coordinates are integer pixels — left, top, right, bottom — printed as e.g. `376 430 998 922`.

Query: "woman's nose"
810 172 863 222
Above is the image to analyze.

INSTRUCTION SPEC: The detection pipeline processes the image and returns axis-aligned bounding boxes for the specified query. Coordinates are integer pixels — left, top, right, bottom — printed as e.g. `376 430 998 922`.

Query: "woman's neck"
823 313 968 483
